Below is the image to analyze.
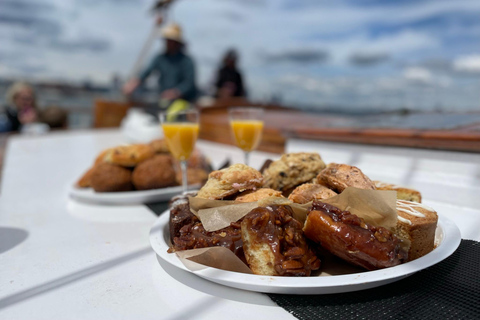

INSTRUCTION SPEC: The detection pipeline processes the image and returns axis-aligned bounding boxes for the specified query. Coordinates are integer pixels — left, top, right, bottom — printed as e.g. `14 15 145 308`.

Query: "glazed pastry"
303 201 407 270
316 163 375 192
288 183 337 204
169 195 246 262
241 205 321 276
374 181 422 203
196 163 263 200
263 153 326 192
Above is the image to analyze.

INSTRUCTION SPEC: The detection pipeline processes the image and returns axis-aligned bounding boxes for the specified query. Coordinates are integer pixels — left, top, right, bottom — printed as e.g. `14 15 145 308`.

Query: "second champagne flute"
160 109 199 194
229 107 264 166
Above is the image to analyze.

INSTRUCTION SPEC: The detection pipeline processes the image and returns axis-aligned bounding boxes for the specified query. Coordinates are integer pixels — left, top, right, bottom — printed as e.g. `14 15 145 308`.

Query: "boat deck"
199 107 480 154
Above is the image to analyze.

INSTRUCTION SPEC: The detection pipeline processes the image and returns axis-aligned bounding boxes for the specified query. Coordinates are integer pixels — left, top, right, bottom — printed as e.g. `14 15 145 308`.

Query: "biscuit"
104 144 155 167
262 153 326 192
196 163 263 200
374 181 422 203
90 163 133 192
132 155 177 190
149 139 170 154
288 183 337 204
235 188 283 203
316 163 375 192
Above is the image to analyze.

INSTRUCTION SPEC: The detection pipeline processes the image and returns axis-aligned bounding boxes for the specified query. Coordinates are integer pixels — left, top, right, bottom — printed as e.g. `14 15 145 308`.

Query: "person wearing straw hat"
123 23 197 107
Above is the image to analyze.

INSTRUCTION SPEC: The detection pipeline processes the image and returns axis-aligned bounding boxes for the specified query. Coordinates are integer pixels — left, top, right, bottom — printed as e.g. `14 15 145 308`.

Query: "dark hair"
223 49 238 64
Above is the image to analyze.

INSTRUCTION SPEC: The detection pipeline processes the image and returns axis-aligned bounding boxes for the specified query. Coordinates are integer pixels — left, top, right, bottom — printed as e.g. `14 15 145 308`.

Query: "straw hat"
161 23 184 43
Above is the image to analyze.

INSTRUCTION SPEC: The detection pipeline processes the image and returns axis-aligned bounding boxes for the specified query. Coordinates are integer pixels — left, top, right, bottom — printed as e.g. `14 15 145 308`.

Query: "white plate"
69 185 199 205
150 209 461 294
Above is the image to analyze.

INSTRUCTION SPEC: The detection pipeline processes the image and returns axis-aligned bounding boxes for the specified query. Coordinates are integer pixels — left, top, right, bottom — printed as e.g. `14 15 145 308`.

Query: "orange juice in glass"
229 107 264 166
162 123 199 161
160 109 199 193
230 120 263 152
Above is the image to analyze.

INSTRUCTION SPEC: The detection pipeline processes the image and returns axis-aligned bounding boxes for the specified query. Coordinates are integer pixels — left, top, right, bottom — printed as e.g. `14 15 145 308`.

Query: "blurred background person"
0 82 39 132
215 49 246 99
122 23 197 110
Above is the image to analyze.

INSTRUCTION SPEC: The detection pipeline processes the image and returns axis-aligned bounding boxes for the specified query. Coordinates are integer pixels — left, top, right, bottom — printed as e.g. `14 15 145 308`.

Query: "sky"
1 0 480 112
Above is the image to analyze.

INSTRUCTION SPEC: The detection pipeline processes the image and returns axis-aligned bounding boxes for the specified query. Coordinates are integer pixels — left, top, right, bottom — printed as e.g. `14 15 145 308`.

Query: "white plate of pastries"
150 209 460 294
150 153 462 294
69 139 210 205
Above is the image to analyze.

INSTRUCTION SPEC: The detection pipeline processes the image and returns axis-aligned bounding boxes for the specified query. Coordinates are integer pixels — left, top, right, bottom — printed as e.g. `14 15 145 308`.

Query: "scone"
185 149 212 171
196 164 263 200
395 200 438 261
77 166 95 188
288 183 337 204
94 147 114 165
175 167 209 186
149 139 170 154
235 188 283 203
90 163 133 192
103 144 155 167
241 205 321 276
132 155 177 190
263 153 326 192
374 181 422 203
316 163 375 192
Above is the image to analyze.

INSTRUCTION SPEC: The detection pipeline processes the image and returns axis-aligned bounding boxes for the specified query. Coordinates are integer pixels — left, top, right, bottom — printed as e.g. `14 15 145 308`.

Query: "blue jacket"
139 51 197 102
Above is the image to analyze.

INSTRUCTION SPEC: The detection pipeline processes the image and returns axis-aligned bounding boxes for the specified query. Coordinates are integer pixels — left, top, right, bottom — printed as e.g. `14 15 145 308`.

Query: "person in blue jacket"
123 23 197 106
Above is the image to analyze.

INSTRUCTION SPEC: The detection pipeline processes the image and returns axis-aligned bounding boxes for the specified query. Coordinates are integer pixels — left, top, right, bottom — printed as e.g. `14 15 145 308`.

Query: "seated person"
0 82 38 132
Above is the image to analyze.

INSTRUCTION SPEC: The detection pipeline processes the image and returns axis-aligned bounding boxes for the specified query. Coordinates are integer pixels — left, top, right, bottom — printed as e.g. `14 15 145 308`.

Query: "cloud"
453 54 480 74
215 0 267 7
0 14 62 36
0 0 55 12
403 67 432 83
349 52 389 66
48 37 112 52
261 49 329 64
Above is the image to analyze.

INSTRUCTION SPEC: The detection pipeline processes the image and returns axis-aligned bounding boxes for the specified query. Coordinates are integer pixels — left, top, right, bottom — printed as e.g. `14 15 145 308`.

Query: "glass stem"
180 160 188 194
244 151 250 166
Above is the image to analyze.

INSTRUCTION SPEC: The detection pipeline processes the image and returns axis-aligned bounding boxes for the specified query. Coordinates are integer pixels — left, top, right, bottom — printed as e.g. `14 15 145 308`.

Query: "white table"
1 129 479 319
0 129 292 320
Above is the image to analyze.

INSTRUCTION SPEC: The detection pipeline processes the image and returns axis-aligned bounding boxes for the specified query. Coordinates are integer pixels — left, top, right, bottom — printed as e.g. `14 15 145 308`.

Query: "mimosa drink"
230 120 263 152
228 107 264 166
162 123 199 161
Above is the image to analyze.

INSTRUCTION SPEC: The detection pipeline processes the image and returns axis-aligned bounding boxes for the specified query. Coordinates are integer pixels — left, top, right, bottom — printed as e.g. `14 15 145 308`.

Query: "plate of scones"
69 139 212 205
150 153 461 294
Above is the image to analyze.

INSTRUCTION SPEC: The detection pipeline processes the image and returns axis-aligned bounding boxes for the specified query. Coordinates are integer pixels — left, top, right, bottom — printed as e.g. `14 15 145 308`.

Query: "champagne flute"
160 109 199 194
229 107 264 166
